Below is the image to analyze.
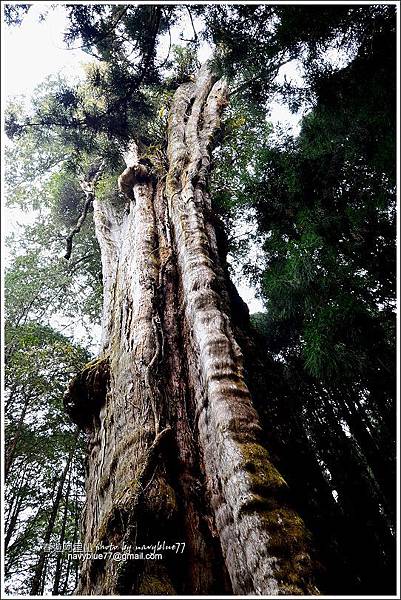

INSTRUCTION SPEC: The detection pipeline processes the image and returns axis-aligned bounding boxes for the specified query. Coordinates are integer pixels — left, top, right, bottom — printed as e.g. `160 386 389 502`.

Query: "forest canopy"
3 2 397 597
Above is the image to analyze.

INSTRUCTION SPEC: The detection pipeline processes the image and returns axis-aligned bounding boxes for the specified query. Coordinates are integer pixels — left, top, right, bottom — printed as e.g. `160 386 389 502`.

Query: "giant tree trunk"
65 65 319 596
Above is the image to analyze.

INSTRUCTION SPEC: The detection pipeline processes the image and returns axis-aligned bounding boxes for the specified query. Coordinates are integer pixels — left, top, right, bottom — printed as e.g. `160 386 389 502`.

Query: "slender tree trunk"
4 492 24 551
52 460 73 595
4 463 28 551
62 486 80 595
5 391 31 480
5 501 43 575
66 65 319 596
30 444 75 595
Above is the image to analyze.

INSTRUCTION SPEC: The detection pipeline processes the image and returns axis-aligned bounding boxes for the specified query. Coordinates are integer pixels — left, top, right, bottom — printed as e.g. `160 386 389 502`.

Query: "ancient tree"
6 4 395 596
64 65 318 596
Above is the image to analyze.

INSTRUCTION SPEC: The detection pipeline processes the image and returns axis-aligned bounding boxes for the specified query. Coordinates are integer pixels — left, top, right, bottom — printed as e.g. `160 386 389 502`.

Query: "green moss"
138 573 176 595
251 506 313 578
146 476 178 519
236 442 294 517
238 442 288 490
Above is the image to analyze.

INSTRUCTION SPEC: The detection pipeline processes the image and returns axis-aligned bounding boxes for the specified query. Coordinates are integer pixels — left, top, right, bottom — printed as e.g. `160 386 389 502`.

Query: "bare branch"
181 6 198 44
229 55 295 98
64 161 105 260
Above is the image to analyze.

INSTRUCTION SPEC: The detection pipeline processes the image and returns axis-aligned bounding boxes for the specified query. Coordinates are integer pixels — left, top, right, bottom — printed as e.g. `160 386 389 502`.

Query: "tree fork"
68 64 319 595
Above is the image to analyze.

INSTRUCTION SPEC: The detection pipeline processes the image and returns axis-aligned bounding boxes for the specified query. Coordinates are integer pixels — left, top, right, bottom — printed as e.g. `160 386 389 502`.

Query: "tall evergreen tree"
4 3 396 596
211 4 396 594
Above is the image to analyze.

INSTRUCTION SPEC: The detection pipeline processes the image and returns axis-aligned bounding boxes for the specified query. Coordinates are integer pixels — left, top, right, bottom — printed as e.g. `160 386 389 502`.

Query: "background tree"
4 80 101 595
4 316 88 595
211 4 396 594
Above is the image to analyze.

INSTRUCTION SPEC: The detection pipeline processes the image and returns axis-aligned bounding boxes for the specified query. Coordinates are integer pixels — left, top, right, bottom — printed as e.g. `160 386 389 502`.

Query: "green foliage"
165 44 200 87
3 3 396 595
5 217 102 333
4 320 88 595
211 95 271 264
6 5 185 149
212 4 395 388
256 30 395 382
4 95 103 592
202 4 395 105
218 6 396 593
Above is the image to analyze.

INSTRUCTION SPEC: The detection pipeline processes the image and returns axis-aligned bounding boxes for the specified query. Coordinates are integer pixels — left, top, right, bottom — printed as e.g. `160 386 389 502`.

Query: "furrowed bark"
66 63 319 595
165 65 317 595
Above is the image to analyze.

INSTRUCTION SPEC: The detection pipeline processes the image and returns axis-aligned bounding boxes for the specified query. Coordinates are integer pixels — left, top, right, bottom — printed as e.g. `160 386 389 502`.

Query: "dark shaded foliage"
3 4 31 26
223 7 396 594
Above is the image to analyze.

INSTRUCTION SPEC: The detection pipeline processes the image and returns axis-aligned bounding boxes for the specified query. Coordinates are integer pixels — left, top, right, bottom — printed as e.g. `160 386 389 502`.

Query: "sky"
2 3 306 333
4 4 92 97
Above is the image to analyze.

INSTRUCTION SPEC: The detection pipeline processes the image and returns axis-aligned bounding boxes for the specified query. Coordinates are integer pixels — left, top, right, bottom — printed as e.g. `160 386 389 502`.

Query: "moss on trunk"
66 63 319 596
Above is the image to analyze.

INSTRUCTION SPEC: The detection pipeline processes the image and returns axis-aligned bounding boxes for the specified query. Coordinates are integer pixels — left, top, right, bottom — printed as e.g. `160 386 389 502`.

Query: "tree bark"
66 64 319 596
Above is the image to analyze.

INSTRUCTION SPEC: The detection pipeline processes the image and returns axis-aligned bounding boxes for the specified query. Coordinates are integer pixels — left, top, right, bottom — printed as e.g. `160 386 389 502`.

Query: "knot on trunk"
64 357 110 430
118 163 151 202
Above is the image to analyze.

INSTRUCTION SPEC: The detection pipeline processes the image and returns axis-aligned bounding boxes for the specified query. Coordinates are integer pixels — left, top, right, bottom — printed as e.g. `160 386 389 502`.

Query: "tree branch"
64 6 130 52
157 10 172 69
229 55 295 98
181 6 198 43
64 161 105 260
